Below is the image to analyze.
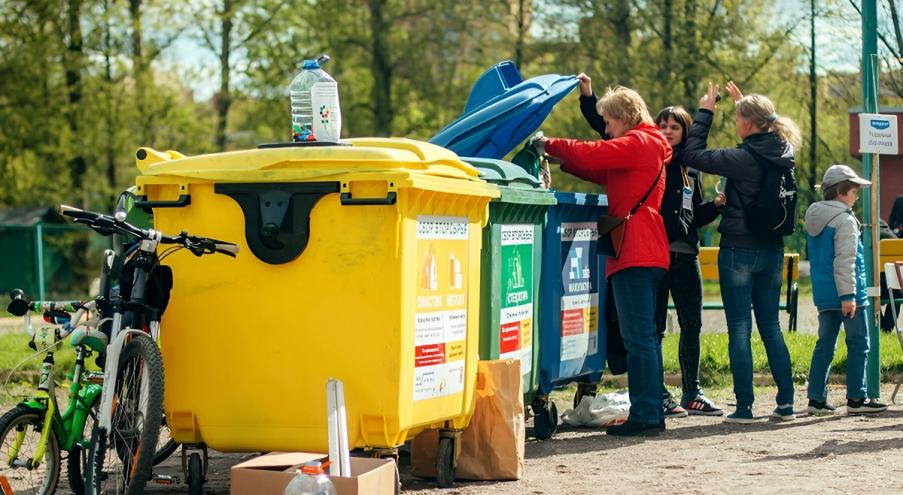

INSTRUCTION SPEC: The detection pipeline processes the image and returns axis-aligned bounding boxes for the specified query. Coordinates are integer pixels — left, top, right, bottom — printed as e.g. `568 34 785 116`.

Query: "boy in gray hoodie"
805 164 887 415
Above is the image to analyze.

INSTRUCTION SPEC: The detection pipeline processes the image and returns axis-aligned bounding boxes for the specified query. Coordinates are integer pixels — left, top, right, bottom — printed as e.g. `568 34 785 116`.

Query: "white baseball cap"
821 164 871 188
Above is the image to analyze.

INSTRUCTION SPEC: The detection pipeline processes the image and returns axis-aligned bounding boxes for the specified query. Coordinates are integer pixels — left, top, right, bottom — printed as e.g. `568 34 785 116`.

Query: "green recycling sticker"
499 224 534 381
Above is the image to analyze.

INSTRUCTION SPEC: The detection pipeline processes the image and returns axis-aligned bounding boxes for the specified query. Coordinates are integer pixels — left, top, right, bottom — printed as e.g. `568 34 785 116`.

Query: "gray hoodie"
805 200 863 304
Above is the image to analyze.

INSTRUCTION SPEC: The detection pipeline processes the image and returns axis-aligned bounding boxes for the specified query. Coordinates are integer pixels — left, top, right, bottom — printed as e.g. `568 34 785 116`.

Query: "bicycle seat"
70 328 108 353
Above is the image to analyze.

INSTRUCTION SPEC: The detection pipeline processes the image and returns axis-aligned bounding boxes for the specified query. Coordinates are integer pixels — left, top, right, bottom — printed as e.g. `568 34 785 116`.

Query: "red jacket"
546 122 671 278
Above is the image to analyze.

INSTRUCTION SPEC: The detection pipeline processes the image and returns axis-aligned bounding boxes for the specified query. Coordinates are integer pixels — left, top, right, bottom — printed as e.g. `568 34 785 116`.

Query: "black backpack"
741 146 798 238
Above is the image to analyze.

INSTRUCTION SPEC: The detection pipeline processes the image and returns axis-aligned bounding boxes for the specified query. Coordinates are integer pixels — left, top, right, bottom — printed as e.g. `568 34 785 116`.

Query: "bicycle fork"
96 313 153 434
9 357 57 469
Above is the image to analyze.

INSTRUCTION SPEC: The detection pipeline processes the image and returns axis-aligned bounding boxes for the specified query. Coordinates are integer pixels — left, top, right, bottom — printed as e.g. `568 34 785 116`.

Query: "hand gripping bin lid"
462 157 555 407
133 138 498 453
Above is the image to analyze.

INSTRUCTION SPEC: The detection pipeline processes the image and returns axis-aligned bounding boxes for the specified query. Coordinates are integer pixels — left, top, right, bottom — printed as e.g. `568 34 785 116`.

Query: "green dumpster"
464 157 556 406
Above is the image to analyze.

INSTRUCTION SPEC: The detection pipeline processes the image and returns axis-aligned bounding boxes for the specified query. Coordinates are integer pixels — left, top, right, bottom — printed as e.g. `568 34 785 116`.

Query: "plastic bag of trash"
560 390 630 427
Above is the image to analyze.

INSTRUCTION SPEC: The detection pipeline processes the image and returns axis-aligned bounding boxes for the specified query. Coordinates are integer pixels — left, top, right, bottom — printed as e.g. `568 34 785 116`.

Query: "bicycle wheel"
153 414 178 467
86 335 164 495
0 405 61 495
67 394 101 495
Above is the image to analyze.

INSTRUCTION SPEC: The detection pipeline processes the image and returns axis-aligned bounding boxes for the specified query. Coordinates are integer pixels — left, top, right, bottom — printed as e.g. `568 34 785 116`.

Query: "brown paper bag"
410 359 525 480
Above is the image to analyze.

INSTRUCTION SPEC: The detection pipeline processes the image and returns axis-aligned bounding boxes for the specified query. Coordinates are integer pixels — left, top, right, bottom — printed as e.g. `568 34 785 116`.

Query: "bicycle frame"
8 308 103 469
95 231 162 435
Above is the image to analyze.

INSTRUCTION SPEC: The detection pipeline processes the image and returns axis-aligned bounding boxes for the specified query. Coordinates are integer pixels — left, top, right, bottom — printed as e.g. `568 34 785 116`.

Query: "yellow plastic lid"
135 138 484 183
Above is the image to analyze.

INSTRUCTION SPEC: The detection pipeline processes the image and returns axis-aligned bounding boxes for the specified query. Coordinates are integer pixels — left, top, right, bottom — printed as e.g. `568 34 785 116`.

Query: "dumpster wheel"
187 453 204 494
436 436 456 488
574 382 599 409
531 397 558 440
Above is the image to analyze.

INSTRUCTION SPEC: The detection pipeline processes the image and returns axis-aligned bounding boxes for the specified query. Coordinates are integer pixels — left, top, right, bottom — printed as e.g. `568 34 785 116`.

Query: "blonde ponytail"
735 94 801 154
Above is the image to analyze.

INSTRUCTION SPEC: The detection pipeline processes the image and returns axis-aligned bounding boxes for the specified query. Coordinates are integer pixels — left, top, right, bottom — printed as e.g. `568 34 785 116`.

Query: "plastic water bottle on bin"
289 54 342 142
283 461 337 495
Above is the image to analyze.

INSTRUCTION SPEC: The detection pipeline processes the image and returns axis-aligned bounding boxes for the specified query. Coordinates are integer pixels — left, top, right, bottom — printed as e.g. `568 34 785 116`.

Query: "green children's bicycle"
1 291 108 495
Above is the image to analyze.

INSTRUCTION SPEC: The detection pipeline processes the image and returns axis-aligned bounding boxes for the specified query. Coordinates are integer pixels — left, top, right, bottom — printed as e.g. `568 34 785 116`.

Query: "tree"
196 0 289 150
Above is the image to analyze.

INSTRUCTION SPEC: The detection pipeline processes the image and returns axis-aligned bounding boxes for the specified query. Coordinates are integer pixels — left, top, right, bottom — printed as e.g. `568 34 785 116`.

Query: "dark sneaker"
807 399 836 416
607 419 661 437
663 396 689 418
682 396 724 416
724 408 755 424
771 404 796 421
847 398 888 414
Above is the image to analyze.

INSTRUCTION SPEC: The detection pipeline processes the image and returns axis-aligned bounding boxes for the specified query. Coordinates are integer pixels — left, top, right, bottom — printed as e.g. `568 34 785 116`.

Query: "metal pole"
35 223 45 301
862 0 880 398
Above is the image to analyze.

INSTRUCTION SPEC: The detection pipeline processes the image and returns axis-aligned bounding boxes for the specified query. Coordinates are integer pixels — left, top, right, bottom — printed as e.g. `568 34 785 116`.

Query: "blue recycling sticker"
870 119 891 130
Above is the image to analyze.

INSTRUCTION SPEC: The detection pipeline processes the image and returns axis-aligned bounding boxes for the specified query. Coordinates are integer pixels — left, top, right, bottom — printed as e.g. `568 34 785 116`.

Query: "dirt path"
118 384 903 494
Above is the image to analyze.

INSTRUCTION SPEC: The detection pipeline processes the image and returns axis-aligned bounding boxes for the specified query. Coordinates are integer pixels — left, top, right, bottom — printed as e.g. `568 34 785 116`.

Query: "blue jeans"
719 247 794 409
611 267 666 425
808 309 869 401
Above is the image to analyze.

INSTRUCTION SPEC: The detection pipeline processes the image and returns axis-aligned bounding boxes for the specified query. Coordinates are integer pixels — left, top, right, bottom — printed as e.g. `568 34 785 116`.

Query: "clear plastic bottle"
282 461 337 495
289 55 342 142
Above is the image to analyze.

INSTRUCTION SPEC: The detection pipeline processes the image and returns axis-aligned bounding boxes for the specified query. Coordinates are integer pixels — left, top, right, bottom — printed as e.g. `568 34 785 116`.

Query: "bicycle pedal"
152 474 177 485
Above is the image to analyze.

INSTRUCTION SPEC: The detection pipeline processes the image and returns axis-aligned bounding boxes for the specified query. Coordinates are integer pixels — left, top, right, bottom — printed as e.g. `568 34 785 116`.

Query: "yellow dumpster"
134 139 497 481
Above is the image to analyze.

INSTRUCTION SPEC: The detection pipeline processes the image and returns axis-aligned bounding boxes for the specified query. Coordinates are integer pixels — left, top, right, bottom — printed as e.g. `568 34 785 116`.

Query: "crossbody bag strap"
627 161 665 219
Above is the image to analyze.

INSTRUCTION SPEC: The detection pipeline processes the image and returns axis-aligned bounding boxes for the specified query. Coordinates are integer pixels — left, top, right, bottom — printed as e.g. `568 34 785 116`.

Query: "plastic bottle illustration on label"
449 252 463 290
422 244 438 290
508 252 525 290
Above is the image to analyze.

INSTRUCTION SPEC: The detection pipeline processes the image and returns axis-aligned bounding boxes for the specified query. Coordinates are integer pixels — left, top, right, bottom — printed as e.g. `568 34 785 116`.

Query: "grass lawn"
661 330 903 387
0 332 87 407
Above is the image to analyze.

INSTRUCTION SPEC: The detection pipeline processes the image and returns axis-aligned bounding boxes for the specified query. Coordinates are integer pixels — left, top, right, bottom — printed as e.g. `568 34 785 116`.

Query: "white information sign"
859 113 898 155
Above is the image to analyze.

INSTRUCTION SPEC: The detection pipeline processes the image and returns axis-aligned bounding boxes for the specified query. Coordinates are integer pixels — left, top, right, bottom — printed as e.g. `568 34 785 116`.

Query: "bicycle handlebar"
59 204 239 258
7 289 93 342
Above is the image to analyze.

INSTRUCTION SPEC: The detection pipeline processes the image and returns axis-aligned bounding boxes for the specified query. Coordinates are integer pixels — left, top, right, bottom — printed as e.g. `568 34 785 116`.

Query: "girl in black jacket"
652 106 725 417
683 82 801 424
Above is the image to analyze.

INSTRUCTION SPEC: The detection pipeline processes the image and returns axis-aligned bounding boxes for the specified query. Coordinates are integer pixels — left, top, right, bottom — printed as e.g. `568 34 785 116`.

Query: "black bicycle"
59 205 237 495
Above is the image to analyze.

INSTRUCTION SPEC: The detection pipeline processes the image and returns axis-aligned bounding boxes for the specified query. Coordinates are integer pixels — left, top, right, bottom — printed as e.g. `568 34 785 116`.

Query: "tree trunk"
215 0 233 150
64 0 86 199
369 0 393 136
511 0 531 69
104 0 117 204
660 0 673 104
681 0 700 107
610 0 631 86
129 0 148 144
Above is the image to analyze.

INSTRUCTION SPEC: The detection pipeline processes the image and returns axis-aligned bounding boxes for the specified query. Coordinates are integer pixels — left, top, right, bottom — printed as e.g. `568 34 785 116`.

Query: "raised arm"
578 73 607 138
682 110 756 180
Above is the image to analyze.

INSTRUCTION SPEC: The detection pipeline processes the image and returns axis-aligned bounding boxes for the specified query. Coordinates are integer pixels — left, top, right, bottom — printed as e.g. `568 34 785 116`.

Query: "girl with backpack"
683 82 802 424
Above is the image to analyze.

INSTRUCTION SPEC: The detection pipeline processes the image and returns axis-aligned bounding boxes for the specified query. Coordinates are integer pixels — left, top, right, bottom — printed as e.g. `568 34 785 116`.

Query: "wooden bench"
667 246 800 332
881 239 903 308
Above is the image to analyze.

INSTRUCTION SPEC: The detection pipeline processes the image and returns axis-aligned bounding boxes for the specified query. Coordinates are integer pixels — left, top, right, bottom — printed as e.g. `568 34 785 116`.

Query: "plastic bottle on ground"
289 54 342 142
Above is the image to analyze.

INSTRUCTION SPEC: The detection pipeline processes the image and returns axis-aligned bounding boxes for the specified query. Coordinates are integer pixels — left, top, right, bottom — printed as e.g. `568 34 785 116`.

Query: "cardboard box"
230 452 396 495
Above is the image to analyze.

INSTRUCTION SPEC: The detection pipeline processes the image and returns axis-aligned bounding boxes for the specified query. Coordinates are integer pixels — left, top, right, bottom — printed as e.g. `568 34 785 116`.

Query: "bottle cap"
300 460 330 474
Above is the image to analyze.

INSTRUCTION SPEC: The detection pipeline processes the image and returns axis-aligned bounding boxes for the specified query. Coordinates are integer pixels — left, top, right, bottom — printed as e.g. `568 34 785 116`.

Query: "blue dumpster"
531 191 608 439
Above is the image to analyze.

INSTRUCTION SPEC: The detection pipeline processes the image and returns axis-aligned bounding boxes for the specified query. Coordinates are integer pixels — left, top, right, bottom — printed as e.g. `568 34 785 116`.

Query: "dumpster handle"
340 192 397 206
134 194 191 209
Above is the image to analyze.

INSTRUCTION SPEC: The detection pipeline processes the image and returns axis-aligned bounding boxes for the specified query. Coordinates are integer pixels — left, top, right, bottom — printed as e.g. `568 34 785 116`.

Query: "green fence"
0 224 106 301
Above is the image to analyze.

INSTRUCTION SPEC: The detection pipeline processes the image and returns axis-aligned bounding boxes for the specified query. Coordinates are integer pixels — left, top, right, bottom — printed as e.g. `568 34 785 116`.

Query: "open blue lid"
430 61 578 160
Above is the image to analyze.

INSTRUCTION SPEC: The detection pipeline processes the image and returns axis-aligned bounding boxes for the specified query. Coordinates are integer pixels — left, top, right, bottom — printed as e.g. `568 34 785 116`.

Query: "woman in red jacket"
535 85 671 436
